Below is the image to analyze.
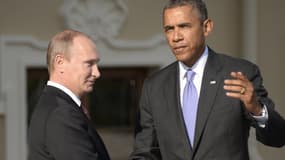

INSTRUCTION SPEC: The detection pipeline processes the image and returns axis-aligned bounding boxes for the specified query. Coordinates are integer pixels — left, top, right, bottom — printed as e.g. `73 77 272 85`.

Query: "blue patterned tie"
182 70 198 147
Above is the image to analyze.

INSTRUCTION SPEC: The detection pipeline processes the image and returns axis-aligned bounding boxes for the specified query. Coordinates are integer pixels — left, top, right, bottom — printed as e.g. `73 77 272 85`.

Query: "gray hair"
46 29 92 73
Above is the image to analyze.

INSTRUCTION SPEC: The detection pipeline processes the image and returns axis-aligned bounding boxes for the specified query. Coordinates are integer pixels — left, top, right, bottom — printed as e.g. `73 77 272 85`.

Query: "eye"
84 59 100 67
164 26 173 33
85 61 93 67
84 58 100 67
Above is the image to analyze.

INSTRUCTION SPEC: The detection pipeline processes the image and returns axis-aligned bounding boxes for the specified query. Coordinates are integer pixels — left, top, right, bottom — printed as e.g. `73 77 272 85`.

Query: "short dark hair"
163 0 208 22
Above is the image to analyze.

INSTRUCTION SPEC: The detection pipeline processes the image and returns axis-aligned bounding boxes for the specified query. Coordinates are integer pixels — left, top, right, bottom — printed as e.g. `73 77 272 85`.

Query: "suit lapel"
163 62 194 156
193 50 223 151
161 51 224 157
46 86 110 160
78 106 110 160
87 121 110 160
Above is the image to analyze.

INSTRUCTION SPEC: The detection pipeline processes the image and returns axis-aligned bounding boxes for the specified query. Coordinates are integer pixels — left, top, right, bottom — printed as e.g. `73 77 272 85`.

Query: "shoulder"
209 49 260 76
31 86 82 123
211 49 256 67
145 61 178 83
43 95 86 133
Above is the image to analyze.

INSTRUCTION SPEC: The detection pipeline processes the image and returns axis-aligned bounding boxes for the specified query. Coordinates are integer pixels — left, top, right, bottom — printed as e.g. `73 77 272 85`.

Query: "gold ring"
240 87 246 94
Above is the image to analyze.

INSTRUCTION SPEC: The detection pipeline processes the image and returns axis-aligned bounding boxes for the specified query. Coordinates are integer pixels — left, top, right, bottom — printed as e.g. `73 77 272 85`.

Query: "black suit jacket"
130 49 285 160
28 86 110 160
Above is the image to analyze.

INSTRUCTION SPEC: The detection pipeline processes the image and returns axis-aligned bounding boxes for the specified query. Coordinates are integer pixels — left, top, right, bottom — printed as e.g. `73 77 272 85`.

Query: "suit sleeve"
46 106 99 160
129 79 162 160
250 64 285 147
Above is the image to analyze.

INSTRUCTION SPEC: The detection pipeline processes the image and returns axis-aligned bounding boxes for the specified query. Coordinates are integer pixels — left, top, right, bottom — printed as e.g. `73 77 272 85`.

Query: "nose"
92 65 101 79
173 29 183 42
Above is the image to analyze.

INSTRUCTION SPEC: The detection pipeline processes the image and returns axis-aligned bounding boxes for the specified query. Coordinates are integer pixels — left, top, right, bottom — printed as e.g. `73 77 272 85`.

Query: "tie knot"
186 70 195 82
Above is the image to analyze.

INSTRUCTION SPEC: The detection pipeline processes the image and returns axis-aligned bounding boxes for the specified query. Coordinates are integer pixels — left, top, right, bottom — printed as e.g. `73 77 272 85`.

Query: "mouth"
173 45 187 54
87 80 95 86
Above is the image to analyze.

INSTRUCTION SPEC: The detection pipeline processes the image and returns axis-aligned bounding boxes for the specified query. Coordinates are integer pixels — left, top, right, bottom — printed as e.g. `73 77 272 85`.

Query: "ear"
203 19 214 37
54 54 65 73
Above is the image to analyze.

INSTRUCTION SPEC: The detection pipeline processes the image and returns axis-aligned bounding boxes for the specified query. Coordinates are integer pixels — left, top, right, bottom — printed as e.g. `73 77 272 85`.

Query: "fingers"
223 71 262 115
224 72 249 97
224 72 246 85
223 85 245 95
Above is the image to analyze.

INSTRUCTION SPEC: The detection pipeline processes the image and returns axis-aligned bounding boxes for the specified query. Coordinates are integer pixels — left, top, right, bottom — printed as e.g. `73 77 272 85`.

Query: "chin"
174 54 182 60
85 87 94 93
175 55 188 62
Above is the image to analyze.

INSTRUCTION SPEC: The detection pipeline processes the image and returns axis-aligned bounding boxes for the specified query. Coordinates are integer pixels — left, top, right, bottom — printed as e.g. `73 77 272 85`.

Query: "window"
26 66 156 159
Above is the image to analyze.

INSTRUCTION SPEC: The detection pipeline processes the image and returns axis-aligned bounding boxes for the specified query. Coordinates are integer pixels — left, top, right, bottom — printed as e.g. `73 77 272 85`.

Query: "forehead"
70 36 98 58
163 5 199 24
72 36 96 50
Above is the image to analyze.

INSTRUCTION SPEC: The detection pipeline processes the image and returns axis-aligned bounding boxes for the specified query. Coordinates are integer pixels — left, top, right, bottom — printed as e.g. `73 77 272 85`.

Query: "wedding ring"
240 87 246 94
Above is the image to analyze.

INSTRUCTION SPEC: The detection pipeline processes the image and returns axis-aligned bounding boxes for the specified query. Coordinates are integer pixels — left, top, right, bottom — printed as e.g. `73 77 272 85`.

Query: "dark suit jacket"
130 49 285 160
28 86 110 160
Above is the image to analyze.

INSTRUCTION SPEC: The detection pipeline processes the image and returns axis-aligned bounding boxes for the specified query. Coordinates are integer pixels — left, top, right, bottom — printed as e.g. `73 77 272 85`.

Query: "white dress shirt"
179 47 208 107
178 46 267 127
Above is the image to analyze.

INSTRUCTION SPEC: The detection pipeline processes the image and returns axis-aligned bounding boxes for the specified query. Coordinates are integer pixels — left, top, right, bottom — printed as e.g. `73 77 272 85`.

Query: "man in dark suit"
130 0 285 159
28 29 110 160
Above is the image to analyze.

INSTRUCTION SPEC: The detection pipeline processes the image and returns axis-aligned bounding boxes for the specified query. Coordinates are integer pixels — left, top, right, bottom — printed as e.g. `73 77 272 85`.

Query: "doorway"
26 66 155 160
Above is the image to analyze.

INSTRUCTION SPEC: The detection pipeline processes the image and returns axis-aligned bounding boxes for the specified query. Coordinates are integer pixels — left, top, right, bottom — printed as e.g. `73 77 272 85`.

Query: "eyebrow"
178 22 192 27
163 22 192 30
84 58 100 64
163 25 173 30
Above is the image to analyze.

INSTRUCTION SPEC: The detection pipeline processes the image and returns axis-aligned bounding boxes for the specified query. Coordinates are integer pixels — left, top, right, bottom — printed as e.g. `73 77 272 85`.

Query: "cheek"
165 34 172 44
85 67 93 76
186 35 201 47
81 67 92 80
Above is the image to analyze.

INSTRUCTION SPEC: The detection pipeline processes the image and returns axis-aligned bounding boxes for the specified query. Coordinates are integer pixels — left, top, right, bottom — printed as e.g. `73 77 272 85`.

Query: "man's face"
163 5 211 67
64 36 100 97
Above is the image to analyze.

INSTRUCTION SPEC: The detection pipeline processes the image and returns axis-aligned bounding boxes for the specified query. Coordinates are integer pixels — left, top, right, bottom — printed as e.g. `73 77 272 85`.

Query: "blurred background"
0 0 284 160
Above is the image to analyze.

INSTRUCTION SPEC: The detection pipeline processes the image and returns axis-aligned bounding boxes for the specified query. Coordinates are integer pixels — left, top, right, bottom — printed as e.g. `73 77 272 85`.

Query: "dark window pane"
89 78 132 126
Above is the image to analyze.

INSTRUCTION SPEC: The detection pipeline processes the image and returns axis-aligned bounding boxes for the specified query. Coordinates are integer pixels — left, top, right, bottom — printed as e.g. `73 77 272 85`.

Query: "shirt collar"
179 46 209 80
47 81 81 107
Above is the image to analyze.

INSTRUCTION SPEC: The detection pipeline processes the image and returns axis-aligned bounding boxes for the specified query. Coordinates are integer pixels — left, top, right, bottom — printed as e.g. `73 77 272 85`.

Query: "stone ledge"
0 101 4 115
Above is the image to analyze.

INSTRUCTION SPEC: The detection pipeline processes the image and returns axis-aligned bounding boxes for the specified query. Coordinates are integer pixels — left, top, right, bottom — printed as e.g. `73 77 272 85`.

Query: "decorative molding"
242 1 263 159
0 36 47 160
242 0 257 63
61 0 128 40
0 91 5 115
0 102 4 115
60 0 167 49
0 35 47 51
0 37 3 115
102 34 166 50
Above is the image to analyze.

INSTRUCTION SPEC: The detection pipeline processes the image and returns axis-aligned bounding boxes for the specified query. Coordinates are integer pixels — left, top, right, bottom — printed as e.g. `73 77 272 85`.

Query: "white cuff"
252 105 268 128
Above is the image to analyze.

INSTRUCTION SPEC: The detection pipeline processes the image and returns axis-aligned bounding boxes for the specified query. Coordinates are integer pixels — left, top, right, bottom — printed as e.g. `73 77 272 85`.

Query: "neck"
184 45 206 67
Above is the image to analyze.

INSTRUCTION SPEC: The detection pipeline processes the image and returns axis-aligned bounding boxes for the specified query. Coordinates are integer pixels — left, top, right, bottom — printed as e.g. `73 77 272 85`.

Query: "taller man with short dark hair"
130 0 285 159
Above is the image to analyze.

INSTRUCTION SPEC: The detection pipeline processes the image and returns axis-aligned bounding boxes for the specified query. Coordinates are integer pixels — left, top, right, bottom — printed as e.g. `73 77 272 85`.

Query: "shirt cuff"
252 105 268 128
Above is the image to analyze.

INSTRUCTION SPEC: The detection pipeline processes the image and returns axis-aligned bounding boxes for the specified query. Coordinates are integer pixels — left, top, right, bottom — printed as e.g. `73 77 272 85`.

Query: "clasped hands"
224 72 263 116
